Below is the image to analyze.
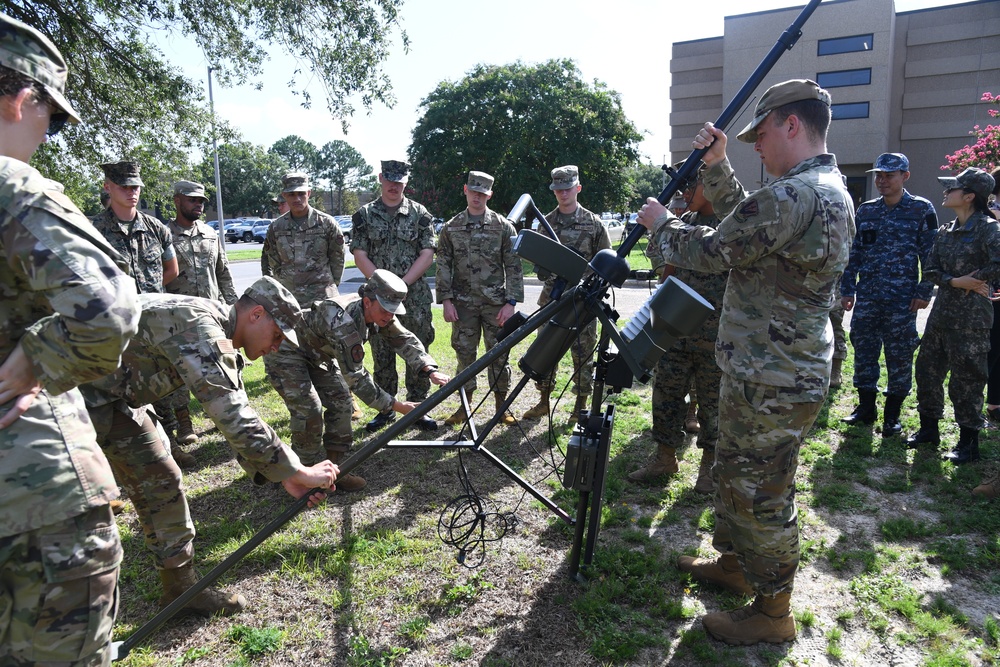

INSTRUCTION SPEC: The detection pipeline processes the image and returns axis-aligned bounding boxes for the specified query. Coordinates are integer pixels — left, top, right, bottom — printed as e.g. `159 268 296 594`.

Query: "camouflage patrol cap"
467 170 494 194
938 167 997 202
281 172 310 193
0 14 80 124
867 153 910 173
381 160 410 183
270 194 282 205
736 79 831 143
243 276 302 347
668 193 687 212
364 269 409 315
173 180 207 200
549 165 580 190
101 161 144 187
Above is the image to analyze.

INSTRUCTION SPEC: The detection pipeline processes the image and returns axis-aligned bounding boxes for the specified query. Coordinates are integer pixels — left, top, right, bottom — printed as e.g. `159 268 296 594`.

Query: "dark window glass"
831 102 870 120
846 176 867 208
817 68 872 88
818 34 873 56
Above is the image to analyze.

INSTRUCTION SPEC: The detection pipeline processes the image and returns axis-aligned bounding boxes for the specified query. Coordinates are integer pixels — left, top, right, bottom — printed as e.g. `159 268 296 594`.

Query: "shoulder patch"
216 339 236 355
739 199 759 218
351 344 365 363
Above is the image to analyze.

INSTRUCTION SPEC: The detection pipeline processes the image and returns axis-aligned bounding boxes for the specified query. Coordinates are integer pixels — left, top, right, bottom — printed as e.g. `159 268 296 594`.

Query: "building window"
831 102 870 120
818 34 873 56
817 68 872 88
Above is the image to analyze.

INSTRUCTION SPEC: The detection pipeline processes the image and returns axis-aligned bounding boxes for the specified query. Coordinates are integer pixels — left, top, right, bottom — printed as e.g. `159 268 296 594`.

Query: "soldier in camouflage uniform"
0 16 140 665
351 159 438 432
261 172 347 466
906 168 1000 465
80 277 338 618
841 153 938 436
294 270 451 490
436 171 523 426
631 171 727 494
523 165 611 420
639 80 855 645
165 179 238 462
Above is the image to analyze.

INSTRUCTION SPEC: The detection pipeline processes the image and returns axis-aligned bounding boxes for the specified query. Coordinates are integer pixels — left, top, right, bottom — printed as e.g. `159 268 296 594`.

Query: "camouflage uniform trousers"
451 303 511 396
651 338 721 451
914 325 989 429
264 344 353 462
849 300 920 395
830 296 847 361
711 373 823 597
0 505 120 667
534 318 597 397
98 409 194 570
372 279 435 401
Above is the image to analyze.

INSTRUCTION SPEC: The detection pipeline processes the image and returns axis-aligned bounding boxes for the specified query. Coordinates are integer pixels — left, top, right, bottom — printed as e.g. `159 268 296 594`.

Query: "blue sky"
151 0 969 172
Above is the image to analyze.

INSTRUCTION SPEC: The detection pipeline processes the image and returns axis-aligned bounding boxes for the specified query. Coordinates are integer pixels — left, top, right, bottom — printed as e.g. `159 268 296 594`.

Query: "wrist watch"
507 298 517 306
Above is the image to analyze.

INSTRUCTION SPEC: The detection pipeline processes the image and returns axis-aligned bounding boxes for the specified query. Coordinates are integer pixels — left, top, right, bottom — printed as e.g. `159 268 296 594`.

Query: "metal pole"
208 66 226 250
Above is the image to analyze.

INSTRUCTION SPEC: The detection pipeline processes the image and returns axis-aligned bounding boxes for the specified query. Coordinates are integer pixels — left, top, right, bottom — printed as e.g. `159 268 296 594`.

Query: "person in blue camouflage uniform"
631 170 727 494
80 277 338 618
294 270 451 490
840 153 938 436
522 165 612 420
352 159 438 432
0 15 140 665
437 171 523 426
261 172 348 467
906 168 1000 465
639 80 855 645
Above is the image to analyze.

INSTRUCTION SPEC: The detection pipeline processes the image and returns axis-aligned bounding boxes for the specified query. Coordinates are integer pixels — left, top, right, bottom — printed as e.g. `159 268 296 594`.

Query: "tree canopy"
317 140 375 214
406 59 642 219
9 0 407 202
195 141 289 218
627 162 667 212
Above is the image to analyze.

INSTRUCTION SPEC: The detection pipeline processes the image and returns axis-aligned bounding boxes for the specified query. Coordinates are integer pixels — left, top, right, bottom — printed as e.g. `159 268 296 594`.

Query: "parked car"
252 219 272 243
335 215 352 244
225 219 257 243
603 217 625 243
206 219 220 231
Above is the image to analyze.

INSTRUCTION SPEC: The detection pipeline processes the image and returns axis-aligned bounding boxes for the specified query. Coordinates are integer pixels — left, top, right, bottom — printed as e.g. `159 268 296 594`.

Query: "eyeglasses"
945 187 970 194
35 88 69 137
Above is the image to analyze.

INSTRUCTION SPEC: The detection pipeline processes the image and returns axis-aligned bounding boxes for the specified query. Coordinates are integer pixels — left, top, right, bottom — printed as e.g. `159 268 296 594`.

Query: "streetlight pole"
208 65 226 250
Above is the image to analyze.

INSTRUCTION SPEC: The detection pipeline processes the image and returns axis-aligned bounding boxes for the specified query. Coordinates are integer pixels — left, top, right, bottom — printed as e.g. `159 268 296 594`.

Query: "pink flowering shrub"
942 92 1000 173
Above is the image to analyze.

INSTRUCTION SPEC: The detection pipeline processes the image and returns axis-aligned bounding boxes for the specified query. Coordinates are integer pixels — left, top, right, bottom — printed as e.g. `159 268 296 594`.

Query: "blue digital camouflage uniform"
351 197 437 400
294 294 438 453
915 210 1000 429
80 294 305 570
645 209 727 453
536 204 611 396
261 205 344 462
651 154 855 596
0 156 140 667
437 207 523 395
841 191 938 394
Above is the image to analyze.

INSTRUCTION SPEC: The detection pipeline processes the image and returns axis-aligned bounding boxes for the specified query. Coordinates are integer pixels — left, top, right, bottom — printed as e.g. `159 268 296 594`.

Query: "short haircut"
0 65 44 102
771 99 832 142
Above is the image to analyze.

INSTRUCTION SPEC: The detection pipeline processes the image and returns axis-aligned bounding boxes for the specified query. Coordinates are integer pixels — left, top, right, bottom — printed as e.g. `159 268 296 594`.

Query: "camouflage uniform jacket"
167 218 238 304
90 207 174 294
539 204 611 304
350 197 436 278
261 207 344 304
923 211 1000 330
436 207 524 307
0 156 139 537
646 210 728 349
651 155 856 399
299 295 436 413
841 190 938 302
81 293 301 483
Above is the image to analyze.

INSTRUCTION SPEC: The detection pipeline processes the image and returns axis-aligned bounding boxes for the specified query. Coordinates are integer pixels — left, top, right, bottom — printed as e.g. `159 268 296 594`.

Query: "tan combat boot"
973 475 999 499
175 407 197 445
495 392 515 425
628 444 679 482
702 592 795 645
830 358 843 388
445 391 473 426
684 400 700 433
522 389 551 420
110 499 127 515
572 393 589 416
694 448 714 494
351 396 363 420
327 449 367 492
159 564 246 617
166 430 196 470
676 552 753 596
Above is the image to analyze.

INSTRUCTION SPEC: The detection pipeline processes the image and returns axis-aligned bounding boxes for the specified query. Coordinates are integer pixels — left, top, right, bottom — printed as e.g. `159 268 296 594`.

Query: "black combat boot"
943 427 981 465
906 413 940 449
843 389 877 425
881 394 905 437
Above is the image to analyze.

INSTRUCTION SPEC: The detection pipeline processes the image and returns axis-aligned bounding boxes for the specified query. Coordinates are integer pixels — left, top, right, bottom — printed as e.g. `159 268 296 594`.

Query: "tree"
269 136 320 173
316 140 374 214
942 92 1000 173
627 162 668 212
9 0 408 198
196 141 289 218
407 60 642 218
